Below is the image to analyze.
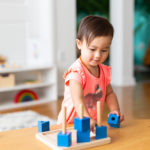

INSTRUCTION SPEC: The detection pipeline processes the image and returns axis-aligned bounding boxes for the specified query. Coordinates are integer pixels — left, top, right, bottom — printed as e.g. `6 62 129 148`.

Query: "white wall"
110 0 135 86
0 0 26 65
56 0 76 96
0 0 57 66
26 0 56 66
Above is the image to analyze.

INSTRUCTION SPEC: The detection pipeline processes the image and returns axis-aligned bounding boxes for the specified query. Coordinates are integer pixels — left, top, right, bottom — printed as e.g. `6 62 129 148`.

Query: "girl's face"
76 36 112 68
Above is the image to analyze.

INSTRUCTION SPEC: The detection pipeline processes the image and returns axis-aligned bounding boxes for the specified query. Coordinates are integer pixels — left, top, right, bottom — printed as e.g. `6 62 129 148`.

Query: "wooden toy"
36 127 111 150
0 73 15 88
14 89 38 103
0 56 6 65
74 104 90 143
76 129 90 143
24 71 42 85
74 117 90 132
38 121 50 132
95 101 107 139
36 104 111 149
95 125 107 140
74 105 90 132
107 114 120 128
57 107 72 147
0 56 20 69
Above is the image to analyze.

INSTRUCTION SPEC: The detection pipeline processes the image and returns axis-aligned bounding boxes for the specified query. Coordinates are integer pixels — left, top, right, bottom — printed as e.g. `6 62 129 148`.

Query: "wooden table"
0 119 150 150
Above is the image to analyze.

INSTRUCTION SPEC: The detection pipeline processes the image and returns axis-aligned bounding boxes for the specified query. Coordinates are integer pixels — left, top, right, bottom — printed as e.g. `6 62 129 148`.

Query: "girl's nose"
95 51 101 58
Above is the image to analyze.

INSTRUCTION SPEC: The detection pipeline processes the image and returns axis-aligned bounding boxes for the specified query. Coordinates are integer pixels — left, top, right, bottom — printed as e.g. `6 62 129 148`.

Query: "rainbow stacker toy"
36 102 111 150
14 89 38 103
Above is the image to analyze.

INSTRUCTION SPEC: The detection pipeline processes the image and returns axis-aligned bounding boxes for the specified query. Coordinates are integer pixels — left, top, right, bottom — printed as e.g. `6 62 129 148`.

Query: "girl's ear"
76 39 82 50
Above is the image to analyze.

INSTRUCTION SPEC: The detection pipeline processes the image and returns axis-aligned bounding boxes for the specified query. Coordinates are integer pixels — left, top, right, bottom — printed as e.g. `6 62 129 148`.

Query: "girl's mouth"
93 60 100 63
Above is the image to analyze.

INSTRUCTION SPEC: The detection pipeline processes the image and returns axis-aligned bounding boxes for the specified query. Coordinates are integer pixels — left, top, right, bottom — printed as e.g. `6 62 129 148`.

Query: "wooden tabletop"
0 119 150 150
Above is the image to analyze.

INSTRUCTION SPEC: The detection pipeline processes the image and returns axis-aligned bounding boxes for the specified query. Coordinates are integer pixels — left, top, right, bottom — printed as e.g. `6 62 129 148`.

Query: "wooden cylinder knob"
79 104 83 119
62 106 66 134
97 101 102 127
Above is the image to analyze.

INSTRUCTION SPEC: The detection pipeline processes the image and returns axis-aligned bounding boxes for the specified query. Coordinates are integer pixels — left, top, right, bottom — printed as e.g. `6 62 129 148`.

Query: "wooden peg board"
36 127 111 150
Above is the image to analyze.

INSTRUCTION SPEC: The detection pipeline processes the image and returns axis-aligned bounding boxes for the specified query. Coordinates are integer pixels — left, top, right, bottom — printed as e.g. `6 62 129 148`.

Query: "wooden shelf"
0 82 54 92
0 64 53 74
0 98 55 111
0 64 57 111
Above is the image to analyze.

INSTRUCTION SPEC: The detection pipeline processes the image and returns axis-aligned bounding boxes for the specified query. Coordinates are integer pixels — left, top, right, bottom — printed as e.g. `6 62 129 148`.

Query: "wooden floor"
1 81 150 121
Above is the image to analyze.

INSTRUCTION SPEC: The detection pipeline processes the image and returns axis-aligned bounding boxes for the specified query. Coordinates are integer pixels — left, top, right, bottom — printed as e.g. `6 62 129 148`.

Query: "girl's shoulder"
64 58 85 79
69 58 82 70
100 64 111 86
64 59 86 87
100 64 111 73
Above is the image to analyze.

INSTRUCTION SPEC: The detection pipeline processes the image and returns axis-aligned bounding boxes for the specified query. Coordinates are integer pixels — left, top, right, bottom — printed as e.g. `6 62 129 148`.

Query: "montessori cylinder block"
38 121 50 132
74 117 90 132
77 130 90 143
57 131 72 147
95 125 107 140
107 114 120 128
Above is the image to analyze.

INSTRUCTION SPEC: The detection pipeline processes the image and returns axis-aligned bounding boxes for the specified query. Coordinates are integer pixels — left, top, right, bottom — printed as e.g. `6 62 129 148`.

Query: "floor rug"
0 110 57 132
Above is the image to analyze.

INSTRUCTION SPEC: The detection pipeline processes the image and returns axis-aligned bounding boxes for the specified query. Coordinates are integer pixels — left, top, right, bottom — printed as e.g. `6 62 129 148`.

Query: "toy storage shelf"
0 98 52 111
0 65 57 111
0 64 53 74
0 82 54 92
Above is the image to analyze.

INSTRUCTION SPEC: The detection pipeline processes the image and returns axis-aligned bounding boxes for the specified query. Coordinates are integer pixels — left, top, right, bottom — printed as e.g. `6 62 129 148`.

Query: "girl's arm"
105 84 124 122
69 80 96 131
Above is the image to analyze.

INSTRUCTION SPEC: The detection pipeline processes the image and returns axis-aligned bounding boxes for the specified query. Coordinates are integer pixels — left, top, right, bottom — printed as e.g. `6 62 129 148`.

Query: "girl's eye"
90 48 95 51
101 50 108 53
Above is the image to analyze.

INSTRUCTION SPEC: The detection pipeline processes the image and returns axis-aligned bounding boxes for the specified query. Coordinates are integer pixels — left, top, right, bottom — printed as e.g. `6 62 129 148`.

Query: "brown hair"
77 15 114 46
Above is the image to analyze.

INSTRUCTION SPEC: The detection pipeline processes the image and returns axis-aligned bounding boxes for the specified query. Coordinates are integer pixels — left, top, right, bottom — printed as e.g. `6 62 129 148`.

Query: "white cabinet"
0 65 57 111
0 1 58 111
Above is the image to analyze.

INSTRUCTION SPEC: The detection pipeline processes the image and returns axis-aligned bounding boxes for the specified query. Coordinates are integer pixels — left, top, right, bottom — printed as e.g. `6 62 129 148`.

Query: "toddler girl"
58 16 124 131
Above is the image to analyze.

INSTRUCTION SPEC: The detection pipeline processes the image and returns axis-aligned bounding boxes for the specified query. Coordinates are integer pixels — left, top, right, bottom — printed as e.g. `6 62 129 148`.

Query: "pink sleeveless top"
57 58 111 124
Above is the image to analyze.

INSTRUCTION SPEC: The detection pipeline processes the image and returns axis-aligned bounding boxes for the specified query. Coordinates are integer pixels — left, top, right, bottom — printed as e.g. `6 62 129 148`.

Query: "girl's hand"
90 119 96 133
108 110 124 122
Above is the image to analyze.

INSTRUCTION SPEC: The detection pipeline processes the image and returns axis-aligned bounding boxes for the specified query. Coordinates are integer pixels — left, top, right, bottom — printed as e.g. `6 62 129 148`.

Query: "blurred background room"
0 0 150 131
